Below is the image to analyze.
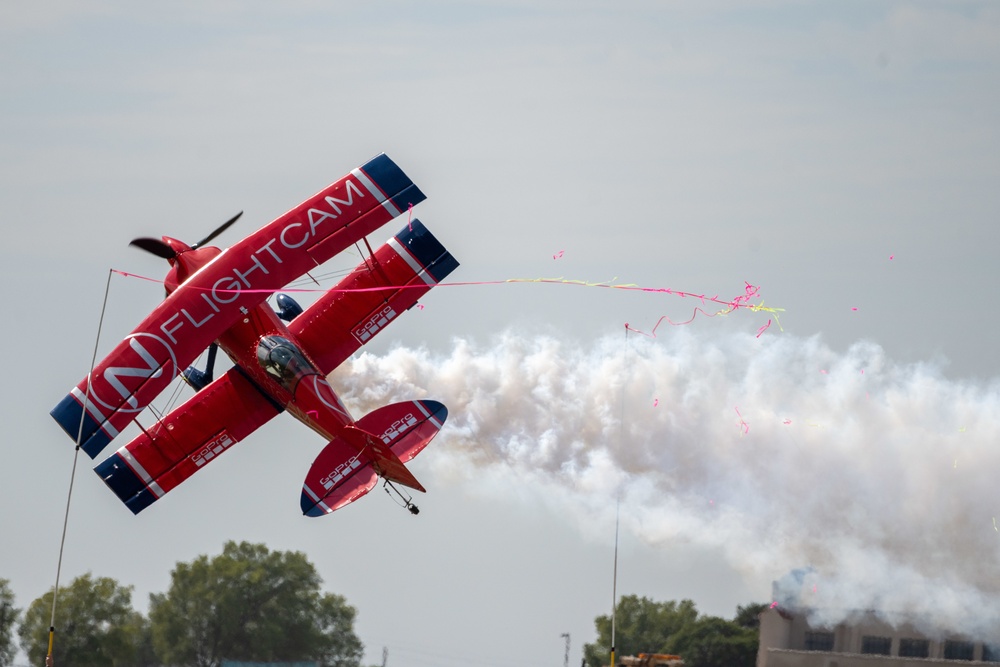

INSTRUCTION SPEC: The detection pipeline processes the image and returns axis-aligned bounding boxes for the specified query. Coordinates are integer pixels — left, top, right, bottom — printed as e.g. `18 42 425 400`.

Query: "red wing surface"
93 368 281 514
289 219 459 375
52 153 424 458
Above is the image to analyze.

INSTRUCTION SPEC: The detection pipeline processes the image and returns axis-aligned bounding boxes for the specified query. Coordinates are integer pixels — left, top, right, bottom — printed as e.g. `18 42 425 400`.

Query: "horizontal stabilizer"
355 399 448 463
300 437 379 517
300 400 447 517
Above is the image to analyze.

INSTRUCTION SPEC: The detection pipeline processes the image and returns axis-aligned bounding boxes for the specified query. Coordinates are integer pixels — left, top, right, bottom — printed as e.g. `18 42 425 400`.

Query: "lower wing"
93 368 281 514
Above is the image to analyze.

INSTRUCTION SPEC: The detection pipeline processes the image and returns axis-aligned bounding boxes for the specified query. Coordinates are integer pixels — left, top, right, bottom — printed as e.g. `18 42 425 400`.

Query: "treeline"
583 596 767 667
1 545 766 667
0 541 363 667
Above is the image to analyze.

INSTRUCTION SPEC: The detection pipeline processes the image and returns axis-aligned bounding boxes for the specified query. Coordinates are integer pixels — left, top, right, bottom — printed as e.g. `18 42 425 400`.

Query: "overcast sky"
3 2 1000 666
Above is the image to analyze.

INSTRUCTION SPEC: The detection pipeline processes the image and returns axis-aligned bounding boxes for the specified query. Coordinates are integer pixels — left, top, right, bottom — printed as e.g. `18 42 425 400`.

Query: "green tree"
18 573 150 667
665 615 758 667
149 541 363 667
0 579 18 667
583 598 765 667
583 595 699 667
733 602 768 630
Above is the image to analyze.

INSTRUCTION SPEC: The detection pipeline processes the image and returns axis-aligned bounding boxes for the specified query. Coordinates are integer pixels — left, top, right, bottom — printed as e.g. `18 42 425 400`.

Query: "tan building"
757 606 1000 667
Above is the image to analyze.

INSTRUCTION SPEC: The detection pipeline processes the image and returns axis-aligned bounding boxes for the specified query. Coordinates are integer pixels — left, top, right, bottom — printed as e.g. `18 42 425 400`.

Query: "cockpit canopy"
256 335 314 390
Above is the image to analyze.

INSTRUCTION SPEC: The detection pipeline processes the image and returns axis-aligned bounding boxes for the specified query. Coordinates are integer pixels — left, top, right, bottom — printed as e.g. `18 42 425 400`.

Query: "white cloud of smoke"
330 329 1000 638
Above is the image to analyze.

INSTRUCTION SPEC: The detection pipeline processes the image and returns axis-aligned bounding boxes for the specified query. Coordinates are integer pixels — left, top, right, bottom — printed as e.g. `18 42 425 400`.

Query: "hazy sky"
3 2 1000 666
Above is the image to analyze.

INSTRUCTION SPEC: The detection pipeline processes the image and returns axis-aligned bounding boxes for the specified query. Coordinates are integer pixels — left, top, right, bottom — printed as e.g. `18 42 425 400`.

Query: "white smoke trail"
330 329 1000 637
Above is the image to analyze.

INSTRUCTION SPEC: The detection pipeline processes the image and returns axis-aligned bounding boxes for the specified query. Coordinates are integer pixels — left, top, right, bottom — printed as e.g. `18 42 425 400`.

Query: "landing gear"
383 479 420 515
182 343 218 391
275 293 303 322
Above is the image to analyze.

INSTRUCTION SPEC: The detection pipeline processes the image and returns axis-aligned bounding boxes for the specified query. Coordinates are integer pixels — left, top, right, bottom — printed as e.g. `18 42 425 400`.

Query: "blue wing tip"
51 393 110 459
301 491 326 517
395 221 459 283
94 454 156 514
361 154 426 209
421 400 448 425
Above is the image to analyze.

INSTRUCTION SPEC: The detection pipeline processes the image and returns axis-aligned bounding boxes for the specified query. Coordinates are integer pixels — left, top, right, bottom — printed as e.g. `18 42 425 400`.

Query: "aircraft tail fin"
340 425 426 492
300 400 448 517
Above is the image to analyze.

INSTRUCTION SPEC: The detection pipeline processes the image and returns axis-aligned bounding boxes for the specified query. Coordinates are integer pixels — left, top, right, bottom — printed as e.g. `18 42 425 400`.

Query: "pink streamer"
735 407 749 435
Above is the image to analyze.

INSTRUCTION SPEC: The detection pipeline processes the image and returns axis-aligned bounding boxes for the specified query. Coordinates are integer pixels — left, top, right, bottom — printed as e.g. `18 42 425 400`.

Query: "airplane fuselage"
164 241 358 443
215 301 356 443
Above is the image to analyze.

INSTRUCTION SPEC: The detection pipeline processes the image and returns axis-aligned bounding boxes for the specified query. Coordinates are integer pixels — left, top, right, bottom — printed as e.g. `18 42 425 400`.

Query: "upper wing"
93 367 281 514
52 153 424 457
289 218 459 375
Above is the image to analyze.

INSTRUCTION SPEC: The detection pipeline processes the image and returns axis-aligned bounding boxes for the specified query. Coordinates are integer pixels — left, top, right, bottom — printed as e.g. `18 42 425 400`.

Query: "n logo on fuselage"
93 333 178 413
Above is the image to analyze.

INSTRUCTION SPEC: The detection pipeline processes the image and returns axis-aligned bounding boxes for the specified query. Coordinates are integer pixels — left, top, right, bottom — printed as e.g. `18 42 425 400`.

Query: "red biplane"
50 154 458 516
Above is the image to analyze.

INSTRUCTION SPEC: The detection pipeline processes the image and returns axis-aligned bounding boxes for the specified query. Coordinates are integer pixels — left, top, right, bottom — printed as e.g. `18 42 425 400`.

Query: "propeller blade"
192 211 243 249
129 237 177 259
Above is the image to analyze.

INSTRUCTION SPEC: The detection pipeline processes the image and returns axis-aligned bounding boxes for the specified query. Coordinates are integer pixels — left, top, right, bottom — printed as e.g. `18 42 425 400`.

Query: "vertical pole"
47 269 114 667
611 324 628 667
562 632 570 667
611 499 619 667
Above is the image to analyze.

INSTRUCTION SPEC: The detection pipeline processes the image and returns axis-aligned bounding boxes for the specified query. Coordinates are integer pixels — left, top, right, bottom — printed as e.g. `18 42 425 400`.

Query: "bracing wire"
47 268 114 663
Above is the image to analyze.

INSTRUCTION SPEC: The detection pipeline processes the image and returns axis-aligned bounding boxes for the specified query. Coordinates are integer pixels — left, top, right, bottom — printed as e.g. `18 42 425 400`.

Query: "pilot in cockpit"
256 335 311 389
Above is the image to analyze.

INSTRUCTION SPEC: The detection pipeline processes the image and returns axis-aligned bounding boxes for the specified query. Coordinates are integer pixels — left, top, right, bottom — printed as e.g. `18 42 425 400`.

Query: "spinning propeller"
128 212 243 384
129 211 243 259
